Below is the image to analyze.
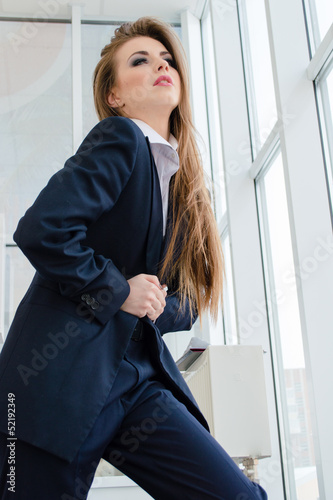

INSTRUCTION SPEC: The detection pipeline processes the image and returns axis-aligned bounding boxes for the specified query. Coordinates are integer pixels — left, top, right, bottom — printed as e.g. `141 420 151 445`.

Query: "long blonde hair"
93 17 224 322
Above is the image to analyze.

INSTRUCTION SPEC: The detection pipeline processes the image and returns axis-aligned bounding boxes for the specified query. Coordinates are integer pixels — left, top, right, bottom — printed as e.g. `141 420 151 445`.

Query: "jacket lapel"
145 137 164 275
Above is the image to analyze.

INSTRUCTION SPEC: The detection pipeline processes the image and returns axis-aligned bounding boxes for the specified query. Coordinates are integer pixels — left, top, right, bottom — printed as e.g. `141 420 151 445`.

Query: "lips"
153 75 173 86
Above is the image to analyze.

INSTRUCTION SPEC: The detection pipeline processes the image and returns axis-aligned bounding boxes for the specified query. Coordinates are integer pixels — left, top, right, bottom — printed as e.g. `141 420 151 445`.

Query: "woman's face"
108 36 181 121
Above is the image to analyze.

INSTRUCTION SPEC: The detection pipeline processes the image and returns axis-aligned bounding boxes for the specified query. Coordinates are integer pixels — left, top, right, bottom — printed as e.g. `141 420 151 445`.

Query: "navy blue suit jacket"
0 117 209 463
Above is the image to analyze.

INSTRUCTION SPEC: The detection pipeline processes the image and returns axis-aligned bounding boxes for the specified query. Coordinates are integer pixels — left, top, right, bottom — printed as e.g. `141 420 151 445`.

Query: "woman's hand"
120 274 167 321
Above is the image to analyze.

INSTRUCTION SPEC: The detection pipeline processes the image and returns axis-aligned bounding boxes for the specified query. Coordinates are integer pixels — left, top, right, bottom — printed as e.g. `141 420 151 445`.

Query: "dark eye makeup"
132 57 148 66
131 57 177 69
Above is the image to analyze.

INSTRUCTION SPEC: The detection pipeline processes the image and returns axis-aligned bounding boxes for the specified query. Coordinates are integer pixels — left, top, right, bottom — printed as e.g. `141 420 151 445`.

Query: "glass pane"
82 24 120 137
201 9 227 221
238 0 277 156
313 0 333 41
222 232 238 345
305 0 333 50
0 21 72 242
257 154 319 500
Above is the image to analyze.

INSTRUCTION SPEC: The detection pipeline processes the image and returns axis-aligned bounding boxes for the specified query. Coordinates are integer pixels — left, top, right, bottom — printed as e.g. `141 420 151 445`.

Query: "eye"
132 57 148 66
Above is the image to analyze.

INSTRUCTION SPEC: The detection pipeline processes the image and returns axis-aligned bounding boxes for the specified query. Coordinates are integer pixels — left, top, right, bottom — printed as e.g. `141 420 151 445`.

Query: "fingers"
142 274 162 288
146 301 164 321
144 287 166 321
140 275 167 320
141 274 167 304
119 274 168 320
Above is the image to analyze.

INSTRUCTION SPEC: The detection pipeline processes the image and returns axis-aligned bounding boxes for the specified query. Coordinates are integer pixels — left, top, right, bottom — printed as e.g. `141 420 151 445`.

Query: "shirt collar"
130 118 178 151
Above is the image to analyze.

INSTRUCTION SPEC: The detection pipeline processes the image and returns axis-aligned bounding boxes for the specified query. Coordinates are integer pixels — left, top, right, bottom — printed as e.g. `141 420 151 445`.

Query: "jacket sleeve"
14 117 139 325
155 293 198 335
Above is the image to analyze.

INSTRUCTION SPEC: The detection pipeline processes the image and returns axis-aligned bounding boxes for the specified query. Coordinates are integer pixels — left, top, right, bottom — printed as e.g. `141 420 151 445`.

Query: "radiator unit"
182 345 271 459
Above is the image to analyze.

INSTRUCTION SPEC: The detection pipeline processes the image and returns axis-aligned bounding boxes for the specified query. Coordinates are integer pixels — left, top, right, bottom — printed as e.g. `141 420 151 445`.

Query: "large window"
209 0 333 496
0 20 72 334
256 150 319 500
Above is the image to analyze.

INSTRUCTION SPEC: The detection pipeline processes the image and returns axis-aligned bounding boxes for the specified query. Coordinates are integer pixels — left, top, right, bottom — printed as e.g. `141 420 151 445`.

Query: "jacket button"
90 300 99 310
86 297 94 306
81 294 89 302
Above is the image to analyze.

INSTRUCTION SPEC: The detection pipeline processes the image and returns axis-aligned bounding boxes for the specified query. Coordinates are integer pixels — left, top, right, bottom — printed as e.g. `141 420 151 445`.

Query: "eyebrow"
127 50 172 62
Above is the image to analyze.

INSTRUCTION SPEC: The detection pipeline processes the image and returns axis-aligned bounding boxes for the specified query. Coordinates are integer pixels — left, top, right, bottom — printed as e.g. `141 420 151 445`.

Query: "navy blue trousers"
0 328 268 500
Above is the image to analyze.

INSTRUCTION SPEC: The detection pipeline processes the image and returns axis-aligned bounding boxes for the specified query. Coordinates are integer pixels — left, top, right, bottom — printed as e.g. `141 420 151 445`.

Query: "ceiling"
0 0 207 23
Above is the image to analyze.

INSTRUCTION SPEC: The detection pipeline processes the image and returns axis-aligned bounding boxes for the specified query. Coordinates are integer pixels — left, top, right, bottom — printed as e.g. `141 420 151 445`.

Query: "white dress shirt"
130 119 179 236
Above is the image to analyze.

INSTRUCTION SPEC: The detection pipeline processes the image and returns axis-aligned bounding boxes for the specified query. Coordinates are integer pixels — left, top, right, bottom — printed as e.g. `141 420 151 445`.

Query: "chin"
152 96 180 109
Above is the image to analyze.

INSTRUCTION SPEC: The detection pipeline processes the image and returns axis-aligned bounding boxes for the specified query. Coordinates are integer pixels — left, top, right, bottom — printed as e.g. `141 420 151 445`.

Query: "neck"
130 112 170 141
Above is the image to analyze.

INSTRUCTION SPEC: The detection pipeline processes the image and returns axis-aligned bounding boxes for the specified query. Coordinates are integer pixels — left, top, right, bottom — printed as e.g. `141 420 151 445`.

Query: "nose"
157 59 169 72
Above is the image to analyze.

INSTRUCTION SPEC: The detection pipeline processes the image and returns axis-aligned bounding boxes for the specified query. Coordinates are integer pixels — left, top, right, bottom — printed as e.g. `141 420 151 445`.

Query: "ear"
107 91 122 108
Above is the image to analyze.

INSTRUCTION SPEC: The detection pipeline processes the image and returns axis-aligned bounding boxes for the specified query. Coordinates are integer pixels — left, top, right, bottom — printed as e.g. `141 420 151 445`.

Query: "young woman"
0 17 267 500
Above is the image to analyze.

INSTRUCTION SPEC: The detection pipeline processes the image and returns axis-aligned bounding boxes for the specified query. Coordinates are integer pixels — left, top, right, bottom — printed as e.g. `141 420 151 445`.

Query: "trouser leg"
103 380 268 500
0 330 268 500
0 430 100 500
